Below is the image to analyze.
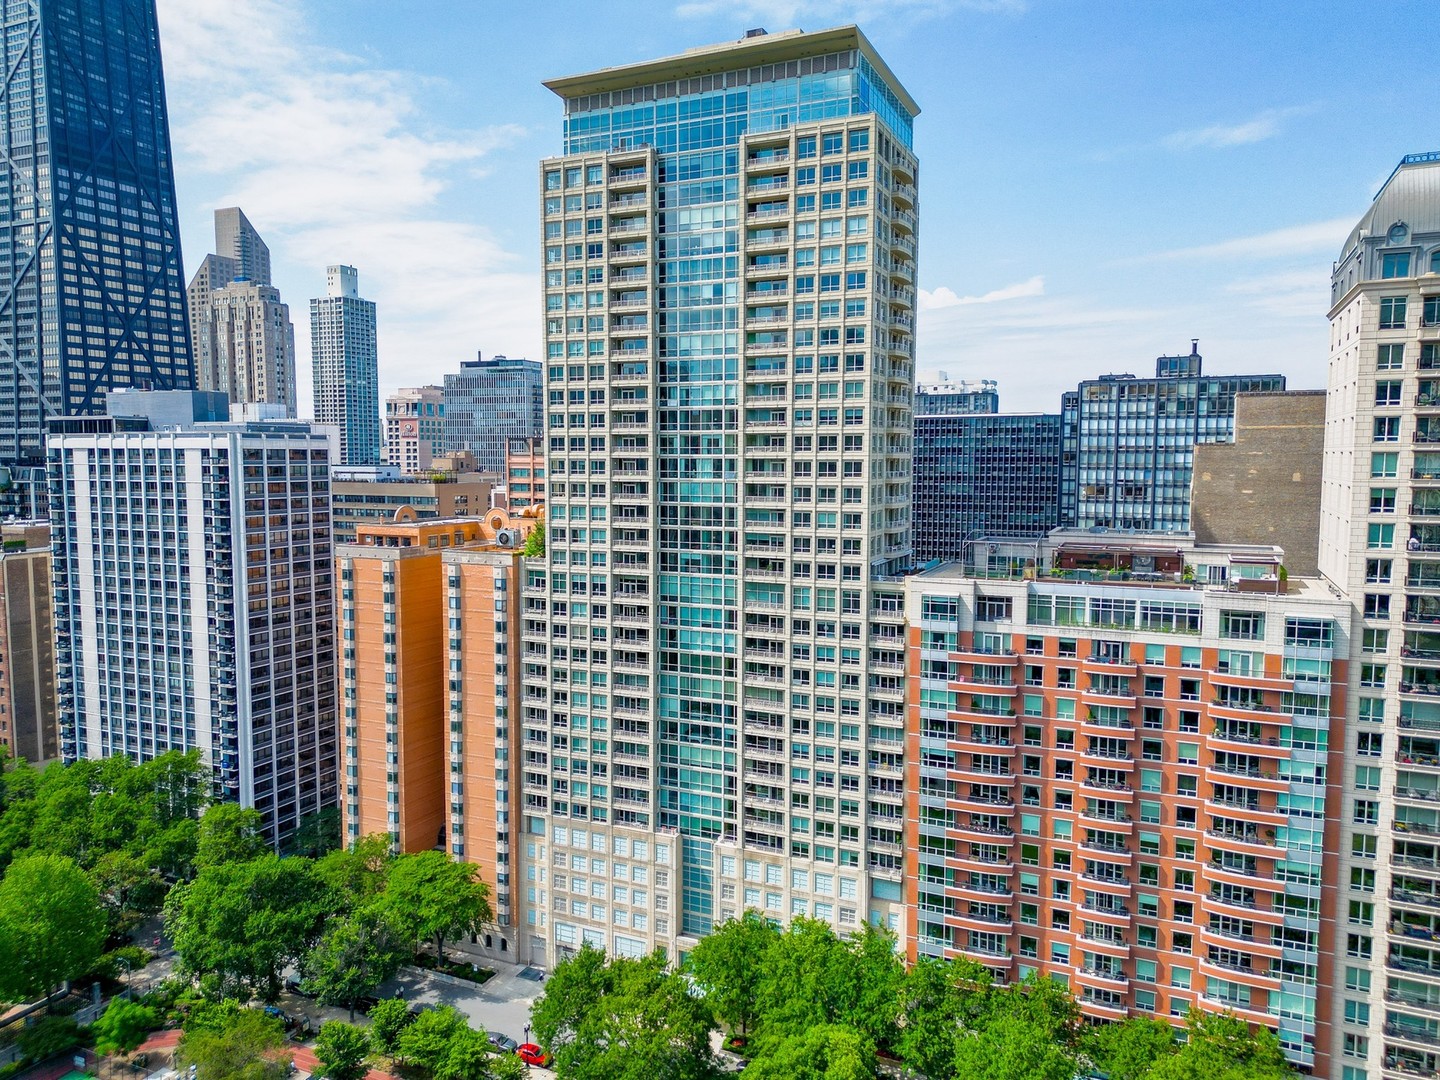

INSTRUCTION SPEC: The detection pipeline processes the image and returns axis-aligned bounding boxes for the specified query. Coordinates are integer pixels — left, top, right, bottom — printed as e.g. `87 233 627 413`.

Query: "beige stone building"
1191 390 1326 577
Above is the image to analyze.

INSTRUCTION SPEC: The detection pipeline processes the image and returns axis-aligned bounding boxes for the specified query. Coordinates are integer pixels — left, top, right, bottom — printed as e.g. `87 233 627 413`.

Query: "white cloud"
920 275 1044 310
675 0 1024 25
1161 106 1312 152
1133 218 1353 263
156 0 534 416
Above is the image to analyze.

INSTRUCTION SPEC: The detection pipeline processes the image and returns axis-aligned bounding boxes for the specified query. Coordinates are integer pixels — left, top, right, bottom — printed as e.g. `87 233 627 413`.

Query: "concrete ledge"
400 964 494 991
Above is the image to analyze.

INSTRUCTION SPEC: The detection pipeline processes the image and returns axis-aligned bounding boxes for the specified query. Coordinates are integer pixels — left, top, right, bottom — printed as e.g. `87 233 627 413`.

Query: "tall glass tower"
0 0 194 513
310 264 380 465
520 26 919 965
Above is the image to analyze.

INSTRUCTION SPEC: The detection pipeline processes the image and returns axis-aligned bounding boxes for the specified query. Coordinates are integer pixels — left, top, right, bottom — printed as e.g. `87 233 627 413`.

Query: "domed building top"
1340 151 1440 263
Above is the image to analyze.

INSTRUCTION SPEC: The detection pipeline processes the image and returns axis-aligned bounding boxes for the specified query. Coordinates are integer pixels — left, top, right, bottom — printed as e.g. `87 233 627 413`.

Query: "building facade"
912 410 1062 563
0 521 57 766
312 265 381 466
0 0 193 515
188 209 297 416
503 437 547 510
523 25 919 965
1062 346 1286 533
906 533 1350 1072
1191 390 1327 578
1319 151 1440 1080
914 380 999 416
385 386 445 473
441 355 542 475
48 391 338 845
330 469 493 545
336 510 540 962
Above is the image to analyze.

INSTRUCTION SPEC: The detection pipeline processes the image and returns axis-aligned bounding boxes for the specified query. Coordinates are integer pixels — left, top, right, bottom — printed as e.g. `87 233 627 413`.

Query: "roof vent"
744 27 768 38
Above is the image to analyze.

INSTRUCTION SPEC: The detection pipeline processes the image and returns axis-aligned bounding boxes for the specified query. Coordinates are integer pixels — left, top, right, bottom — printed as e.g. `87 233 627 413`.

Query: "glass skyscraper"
1061 346 1285 533
520 26 918 965
912 409 1062 563
440 354 542 474
311 265 381 466
0 0 194 513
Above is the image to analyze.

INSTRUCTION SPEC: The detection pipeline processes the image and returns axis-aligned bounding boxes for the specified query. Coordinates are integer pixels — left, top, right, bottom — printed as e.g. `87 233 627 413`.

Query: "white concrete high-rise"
311 266 381 466
47 390 339 846
518 25 919 966
1319 151 1440 1080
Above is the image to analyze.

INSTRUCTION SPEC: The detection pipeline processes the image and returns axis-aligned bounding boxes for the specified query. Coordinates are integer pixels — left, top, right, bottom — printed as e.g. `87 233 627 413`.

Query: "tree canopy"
381 850 492 962
0 852 108 1003
532 945 717 1080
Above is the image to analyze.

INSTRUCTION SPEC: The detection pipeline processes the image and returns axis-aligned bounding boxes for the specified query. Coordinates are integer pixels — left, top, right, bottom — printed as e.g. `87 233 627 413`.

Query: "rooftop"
544 24 919 117
1340 150 1440 263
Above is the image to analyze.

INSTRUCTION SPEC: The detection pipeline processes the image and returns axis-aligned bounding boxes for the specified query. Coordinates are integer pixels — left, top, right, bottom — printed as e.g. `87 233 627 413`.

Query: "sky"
155 0 1437 416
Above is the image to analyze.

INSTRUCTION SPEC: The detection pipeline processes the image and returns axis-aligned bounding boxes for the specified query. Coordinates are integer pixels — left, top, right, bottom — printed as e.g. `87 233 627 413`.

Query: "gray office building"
0 0 194 515
914 380 998 416
311 265 381 466
1060 343 1285 532
441 354 542 474
913 406 1062 563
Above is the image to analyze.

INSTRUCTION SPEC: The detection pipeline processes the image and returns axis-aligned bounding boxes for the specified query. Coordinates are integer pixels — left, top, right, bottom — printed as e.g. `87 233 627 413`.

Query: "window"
1366 523 1394 549
1375 380 1403 407
1378 342 1405 369
1361 628 1388 652
1374 416 1399 441
1379 296 1407 329
1371 452 1399 478
1362 594 1390 619
1382 253 1411 279
1364 559 1391 583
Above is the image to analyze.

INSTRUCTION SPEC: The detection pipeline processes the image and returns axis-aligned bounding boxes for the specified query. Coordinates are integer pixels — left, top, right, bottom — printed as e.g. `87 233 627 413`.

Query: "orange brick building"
905 535 1351 1071
337 507 539 955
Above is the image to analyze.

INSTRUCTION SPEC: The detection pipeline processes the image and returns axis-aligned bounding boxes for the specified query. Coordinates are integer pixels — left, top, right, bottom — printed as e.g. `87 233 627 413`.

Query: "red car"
516 1043 551 1067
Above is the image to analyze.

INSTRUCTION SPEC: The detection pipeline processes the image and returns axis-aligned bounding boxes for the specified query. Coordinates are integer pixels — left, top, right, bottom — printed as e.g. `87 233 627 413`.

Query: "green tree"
1144 1010 1292 1080
395 1006 468 1074
434 1026 492 1080
687 910 779 1039
752 918 855 1048
287 807 342 858
952 1013 1079 1080
382 851 492 963
91 849 167 936
366 997 413 1056
841 923 904 1053
165 853 329 1001
532 947 716 1080
314 1021 372 1080
178 1007 291 1080
314 834 393 909
194 803 269 871
896 956 994 1080
0 852 107 1003
744 1024 876 1080
302 906 409 1019
521 514 546 558
93 997 162 1057
1088 1018 1176 1080
487 1053 527 1080
17 1016 82 1061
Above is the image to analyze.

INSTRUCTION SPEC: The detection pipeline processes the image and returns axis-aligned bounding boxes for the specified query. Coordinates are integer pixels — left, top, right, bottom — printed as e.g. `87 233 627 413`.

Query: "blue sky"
156 0 1435 414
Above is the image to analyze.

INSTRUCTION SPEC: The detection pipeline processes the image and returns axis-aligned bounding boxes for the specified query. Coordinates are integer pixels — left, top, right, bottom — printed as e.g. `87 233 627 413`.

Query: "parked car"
355 994 381 1014
516 1043 550 1067
487 1032 519 1054
285 978 316 998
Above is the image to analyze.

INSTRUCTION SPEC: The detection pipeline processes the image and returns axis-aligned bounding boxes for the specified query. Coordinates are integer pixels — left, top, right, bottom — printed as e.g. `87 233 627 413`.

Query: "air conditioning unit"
495 528 522 548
